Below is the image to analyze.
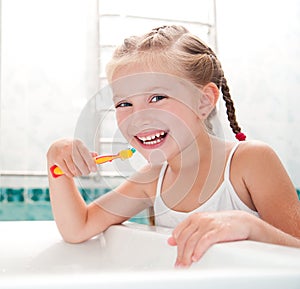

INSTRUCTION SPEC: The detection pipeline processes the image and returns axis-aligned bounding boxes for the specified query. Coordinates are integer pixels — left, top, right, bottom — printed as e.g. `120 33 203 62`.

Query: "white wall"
216 0 300 187
0 0 215 181
1 0 300 189
0 0 99 175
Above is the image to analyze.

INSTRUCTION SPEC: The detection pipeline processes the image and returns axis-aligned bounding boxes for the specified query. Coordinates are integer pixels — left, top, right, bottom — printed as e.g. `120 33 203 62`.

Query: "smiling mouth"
135 131 168 146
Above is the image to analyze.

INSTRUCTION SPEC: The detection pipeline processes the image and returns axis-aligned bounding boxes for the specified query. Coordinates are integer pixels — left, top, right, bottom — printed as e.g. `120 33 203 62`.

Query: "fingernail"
175 262 188 269
175 260 180 268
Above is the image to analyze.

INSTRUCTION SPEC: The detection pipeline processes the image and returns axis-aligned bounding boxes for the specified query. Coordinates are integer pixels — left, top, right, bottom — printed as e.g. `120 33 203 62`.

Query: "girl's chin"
146 149 168 166
131 137 182 165
132 145 168 165
131 139 168 165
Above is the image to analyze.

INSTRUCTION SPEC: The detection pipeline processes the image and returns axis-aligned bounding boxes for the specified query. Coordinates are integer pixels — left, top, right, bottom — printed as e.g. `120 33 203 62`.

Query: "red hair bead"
235 132 246 141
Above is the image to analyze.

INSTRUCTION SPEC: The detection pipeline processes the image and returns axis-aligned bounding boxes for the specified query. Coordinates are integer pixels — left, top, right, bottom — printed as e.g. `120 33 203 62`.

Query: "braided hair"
106 25 246 141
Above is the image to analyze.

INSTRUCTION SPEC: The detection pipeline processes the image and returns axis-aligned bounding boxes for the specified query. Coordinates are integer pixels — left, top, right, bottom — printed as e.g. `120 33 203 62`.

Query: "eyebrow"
112 86 171 101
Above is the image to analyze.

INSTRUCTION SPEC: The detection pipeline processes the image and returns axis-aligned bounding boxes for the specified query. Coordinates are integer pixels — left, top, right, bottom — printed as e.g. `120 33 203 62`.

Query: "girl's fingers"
170 213 218 267
63 157 78 177
167 236 177 246
48 139 98 178
178 230 205 266
72 141 96 175
191 230 220 262
172 212 251 266
72 144 89 175
53 157 76 178
172 216 191 240
91 151 98 158
76 141 97 172
171 220 200 267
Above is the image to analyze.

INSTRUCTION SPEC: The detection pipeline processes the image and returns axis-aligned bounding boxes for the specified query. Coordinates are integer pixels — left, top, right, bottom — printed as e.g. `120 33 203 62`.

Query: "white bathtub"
1 221 300 289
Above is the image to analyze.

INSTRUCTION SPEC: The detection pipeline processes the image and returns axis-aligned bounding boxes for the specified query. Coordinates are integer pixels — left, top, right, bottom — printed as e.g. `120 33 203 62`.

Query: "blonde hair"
106 25 243 136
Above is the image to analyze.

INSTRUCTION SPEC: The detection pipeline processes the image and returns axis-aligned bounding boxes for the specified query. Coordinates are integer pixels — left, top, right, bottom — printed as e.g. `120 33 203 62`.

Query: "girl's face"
111 66 207 164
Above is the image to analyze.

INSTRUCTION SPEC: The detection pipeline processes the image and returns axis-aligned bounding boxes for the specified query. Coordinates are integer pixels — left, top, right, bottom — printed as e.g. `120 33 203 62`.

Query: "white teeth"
137 131 166 145
148 139 162 145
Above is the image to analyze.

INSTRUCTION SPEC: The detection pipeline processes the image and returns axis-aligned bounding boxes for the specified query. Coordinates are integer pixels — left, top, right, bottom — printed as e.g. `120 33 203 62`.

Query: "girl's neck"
162 133 228 209
167 131 216 174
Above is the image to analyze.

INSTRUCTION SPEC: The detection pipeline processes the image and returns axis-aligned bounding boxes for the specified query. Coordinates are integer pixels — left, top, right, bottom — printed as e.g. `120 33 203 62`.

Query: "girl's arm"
240 141 300 239
168 209 300 268
168 141 300 267
47 139 152 243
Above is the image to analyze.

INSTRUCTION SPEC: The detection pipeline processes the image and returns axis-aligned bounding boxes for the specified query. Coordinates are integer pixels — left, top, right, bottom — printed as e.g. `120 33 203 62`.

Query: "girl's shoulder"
232 139 287 182
234 140 278 163
219 139 276 171
231 141 299 233
229 140 294 212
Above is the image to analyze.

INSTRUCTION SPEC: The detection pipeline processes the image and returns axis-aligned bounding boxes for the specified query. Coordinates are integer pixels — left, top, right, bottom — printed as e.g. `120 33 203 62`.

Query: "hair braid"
221 77 242 134
207 54 246 140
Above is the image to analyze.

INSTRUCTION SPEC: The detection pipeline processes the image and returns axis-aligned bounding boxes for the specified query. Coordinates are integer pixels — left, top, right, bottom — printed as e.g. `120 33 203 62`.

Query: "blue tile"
6 188 24 202
0 188 4 202
28 188 44 202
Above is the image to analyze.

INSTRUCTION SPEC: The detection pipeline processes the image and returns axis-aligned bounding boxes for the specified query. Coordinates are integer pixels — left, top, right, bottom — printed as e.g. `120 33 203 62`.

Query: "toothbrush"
50 148 136 178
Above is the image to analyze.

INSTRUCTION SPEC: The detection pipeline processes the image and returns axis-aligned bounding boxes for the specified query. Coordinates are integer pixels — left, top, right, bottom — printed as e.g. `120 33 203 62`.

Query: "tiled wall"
0 186 149 223
0 186 299 221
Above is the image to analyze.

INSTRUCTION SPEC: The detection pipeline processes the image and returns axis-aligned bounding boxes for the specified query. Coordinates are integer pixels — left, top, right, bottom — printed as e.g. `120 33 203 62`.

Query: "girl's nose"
130 108 152 128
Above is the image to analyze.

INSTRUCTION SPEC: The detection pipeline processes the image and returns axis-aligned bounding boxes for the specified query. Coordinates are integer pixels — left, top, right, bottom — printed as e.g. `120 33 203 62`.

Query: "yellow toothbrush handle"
49 165 64 178
50 148 136 178
94 155 118 164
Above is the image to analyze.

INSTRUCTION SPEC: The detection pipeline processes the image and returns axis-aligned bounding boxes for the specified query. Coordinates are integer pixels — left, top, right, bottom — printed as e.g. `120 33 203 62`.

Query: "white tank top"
154 143 259 228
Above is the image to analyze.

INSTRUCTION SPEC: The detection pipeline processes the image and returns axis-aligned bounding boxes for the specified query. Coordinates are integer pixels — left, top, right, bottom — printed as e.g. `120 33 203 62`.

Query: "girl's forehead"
111 71 201 102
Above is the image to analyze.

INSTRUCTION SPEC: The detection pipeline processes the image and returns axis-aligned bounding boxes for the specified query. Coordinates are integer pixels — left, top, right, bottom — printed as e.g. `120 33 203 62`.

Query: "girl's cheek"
115 112 128 130
115 111 124 124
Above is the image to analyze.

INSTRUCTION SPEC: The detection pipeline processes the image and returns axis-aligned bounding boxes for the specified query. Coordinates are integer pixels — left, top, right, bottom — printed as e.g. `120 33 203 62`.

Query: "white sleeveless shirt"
154 143 259 228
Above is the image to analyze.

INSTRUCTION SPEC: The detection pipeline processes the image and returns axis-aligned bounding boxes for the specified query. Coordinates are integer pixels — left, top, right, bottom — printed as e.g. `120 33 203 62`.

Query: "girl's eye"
150 95 167 103
115 102 132 108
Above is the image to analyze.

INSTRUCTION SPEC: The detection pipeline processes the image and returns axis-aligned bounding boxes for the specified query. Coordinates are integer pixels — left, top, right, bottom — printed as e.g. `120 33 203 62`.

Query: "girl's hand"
47 139 98 178
167 211 253 268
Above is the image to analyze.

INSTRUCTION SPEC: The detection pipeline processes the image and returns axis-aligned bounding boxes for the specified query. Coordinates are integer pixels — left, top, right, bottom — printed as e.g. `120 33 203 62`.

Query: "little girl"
47 25 300 267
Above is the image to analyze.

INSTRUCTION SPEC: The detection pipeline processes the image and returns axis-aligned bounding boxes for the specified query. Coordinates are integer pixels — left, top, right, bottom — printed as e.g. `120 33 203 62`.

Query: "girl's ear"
198 82 219 119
